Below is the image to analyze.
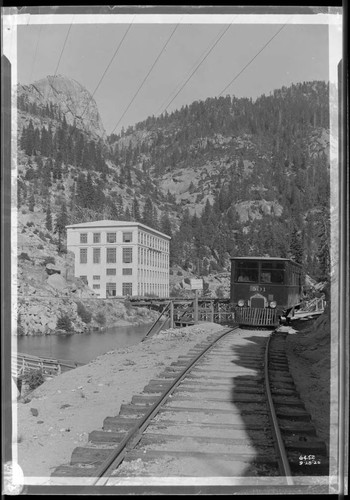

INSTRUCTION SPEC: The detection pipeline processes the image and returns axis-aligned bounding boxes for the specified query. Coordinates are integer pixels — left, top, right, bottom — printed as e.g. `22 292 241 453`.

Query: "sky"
8 12 341 136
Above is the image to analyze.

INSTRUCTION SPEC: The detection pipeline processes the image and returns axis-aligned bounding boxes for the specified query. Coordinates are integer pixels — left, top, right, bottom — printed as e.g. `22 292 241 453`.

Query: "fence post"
210 301 214 323
170 301 174 329
194 290 199 325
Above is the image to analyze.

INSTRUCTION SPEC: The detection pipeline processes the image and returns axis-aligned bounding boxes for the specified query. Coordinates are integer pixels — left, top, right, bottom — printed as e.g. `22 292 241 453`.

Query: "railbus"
230 257 303 327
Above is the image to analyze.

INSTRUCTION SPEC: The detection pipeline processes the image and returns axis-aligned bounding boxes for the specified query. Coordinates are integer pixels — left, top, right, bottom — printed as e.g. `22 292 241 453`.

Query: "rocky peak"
18 75 106 140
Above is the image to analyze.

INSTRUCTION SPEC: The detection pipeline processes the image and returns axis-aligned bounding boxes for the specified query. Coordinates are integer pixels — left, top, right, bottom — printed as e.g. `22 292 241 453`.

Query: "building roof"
65 220 171 239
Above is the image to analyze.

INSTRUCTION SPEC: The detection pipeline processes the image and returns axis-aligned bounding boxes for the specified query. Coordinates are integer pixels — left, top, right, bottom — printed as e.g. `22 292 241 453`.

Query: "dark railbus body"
230 257 302 326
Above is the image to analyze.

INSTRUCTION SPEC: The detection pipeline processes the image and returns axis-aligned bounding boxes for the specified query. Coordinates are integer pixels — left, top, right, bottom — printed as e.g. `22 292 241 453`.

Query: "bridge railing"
12 353 80 378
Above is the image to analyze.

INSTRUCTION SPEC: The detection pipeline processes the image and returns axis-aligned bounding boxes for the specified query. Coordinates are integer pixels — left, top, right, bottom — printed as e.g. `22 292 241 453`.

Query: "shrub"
76 302 92 324
56 314 72 332
184 277 191 285
19 369 45 391
18 252 31 261
38 231 46 241
42 256 55 266
177 271 183 276
216 285 225 298
94 311 106 326
124 299 133 312
26 221 34 227
37 244 44 250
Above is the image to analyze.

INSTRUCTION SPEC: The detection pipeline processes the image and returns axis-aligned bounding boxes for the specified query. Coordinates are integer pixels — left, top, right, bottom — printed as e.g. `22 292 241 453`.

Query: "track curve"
52 326 328 484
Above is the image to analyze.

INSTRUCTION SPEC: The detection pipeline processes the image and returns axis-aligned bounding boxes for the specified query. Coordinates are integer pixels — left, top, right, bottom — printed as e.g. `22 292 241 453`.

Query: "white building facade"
66 220 171 299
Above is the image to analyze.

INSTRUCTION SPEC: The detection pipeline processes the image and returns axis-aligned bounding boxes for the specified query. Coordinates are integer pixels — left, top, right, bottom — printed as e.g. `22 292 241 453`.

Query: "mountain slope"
16 77 331 328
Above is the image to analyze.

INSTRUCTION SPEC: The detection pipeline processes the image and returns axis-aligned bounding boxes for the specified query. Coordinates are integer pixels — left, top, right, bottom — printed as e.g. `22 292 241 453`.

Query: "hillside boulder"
47 274 68 291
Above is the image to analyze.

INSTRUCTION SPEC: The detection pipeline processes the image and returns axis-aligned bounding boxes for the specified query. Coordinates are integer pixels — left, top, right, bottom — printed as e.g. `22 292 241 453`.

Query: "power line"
156 21 235 117
29 24 43 83
219 22 289 97
47 20 74 98
160 21 234 115
51 23 73 81
110 23 180 135
81 19 135 120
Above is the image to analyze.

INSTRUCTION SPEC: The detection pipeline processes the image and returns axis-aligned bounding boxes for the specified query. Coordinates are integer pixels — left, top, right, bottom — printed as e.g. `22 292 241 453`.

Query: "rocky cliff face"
16 210 158 336
17 75 106 140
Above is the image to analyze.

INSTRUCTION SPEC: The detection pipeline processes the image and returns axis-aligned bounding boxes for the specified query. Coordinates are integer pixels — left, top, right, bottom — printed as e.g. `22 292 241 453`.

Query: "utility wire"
110 23 180 135
47 19 74 98
156 20 235 117
81 19 135 120
161 21 234 115
219 22 289 96
29 24 43 83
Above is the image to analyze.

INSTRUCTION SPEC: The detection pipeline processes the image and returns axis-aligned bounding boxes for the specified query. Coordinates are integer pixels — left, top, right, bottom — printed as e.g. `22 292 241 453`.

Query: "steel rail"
92 326 239 485
264 332 294 485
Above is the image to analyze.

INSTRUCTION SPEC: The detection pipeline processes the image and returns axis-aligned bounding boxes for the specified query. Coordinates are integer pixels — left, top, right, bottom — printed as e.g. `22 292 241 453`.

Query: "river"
16 323 152 365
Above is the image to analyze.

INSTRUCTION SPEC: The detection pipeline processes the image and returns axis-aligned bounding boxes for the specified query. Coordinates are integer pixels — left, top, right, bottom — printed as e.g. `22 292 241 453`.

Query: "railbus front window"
260 261 285 284
235 261 259 282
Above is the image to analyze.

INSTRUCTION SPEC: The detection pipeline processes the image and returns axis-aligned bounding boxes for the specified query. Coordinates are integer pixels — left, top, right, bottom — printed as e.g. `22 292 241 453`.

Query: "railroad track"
52 327 328 485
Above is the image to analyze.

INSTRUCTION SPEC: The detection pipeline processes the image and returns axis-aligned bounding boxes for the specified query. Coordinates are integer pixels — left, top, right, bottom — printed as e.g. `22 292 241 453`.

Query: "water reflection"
16 323 151 365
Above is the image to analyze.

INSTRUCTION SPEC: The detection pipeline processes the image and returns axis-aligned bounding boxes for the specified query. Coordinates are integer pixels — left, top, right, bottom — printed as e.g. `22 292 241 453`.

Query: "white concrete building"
66 220 171 298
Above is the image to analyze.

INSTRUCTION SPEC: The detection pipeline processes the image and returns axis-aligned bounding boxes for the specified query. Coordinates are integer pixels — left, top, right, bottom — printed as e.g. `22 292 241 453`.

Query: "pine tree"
110 201 119 220
28 191 35 212
289 225 304 264
142 198 154 228
316 205 330 280
132 196 141 221
45 202 52 231
85 173 95 208
55 200 68 253
124 206 131 221
160 212 172 237
152 206 159 230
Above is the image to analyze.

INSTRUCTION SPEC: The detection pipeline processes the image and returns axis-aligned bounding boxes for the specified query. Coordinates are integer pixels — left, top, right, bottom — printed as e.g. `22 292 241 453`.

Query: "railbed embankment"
15 323 225 479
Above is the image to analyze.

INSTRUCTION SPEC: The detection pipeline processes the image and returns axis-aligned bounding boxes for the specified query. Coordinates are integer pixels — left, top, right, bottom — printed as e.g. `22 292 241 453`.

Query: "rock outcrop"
17 75 106 140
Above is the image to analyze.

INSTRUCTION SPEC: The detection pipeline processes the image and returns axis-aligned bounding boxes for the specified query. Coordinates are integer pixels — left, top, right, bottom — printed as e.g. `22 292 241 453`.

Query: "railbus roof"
230 256 302 266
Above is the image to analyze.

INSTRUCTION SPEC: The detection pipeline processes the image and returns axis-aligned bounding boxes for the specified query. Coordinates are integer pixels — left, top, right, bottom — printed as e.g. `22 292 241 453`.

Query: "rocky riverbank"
17 259 158 336
17 213 160 336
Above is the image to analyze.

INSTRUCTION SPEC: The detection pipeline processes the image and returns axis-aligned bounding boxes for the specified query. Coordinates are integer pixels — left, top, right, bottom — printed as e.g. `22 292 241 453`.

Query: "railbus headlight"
270 301 277 309
238 299 245 307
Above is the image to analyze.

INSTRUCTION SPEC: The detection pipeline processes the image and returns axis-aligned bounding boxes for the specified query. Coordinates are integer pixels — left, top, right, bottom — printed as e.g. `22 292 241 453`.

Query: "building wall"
66 223 170 299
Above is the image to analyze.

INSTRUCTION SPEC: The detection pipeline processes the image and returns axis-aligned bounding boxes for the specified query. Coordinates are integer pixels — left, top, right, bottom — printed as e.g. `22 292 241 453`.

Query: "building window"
122 247 132 263
122 283 132 296
93 233 100 243
107 232 116 243
93 248 101 264
80 233 88 244
107 248 116 263
93 284 100 289
106 268 116 275
80 248 87 264
93 275 100 280
122 268 132 275
123 232 132 242
106 283 116 297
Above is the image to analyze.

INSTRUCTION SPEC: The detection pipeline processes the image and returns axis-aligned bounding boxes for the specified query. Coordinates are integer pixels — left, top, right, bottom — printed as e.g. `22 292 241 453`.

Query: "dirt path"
15 323 224 481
